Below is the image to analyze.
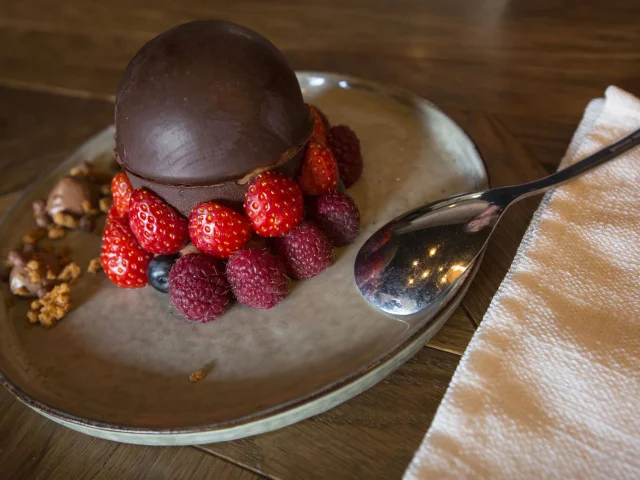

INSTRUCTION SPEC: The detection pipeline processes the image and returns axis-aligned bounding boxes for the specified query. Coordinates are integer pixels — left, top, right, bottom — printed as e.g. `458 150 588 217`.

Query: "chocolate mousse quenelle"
101 19 365 323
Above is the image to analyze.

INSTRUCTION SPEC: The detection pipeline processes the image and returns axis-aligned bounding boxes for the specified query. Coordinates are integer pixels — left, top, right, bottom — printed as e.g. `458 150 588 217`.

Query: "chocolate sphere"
115 20 313 215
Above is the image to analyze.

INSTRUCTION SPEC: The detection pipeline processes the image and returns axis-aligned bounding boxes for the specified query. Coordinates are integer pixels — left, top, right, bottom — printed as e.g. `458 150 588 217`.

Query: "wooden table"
1 1 639 478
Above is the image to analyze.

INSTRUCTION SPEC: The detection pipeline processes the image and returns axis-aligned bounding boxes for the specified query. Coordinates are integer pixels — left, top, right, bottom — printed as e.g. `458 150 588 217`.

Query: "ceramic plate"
0 72 488 445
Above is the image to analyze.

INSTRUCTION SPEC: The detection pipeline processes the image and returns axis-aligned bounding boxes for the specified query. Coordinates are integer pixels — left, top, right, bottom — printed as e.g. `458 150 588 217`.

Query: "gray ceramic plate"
0 72 487 445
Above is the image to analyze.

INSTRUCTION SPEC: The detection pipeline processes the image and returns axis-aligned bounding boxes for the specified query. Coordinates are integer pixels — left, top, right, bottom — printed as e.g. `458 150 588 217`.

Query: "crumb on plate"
47 224 66 240
87 257 102 274
99 197 112 213
189 369 206 383
58 262 81 282
53 212 78 229
23 228 46 245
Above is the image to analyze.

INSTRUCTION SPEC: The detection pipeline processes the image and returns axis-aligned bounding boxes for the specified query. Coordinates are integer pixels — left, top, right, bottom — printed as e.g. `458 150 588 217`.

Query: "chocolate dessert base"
126 148 305 217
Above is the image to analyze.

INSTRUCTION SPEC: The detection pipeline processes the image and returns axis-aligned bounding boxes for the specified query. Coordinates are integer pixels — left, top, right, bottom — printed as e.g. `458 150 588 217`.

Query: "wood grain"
0 0 638 119
0 86 112 197
200 346 461 480
0 388 263 480
426 306 476 355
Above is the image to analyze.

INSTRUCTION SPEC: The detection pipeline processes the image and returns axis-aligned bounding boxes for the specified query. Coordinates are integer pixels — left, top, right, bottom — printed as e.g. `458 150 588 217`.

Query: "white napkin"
404 86 640 480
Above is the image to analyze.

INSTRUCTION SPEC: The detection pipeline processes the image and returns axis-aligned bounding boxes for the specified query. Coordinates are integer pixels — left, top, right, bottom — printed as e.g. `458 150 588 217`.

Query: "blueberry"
148 254 179 293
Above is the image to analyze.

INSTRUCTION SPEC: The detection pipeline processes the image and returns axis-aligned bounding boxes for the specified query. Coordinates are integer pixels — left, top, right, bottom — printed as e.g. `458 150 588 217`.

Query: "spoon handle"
509 127 640 200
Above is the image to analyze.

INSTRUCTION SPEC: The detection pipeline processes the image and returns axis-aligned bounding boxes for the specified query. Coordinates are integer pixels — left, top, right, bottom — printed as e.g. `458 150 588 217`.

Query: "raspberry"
168 253 230 323
327 125 363 188
226 248 289 309
309 191 360 246
273 222 334 279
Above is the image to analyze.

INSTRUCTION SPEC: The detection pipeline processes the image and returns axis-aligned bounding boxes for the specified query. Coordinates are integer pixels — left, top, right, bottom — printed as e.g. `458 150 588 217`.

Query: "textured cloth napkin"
404 86 640 480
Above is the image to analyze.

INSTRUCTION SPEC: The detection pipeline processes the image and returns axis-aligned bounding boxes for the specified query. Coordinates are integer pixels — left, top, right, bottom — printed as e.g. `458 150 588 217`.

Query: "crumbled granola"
26 260 41 282
47 224 66 239
100 184 112 196
23 228 46 245
81 200 100 215
87 257 102 274
46 269 57 280
15 286 29 296
99 197 113 213
70 161 91 177
28 283 71 328
26 310 39 324
189 370 206 383
58 262 81 282
52 212 78 229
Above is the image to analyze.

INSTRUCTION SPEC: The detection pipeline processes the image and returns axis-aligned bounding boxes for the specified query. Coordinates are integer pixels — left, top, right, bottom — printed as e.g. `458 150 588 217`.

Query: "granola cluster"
2 159 114 328
27 283 72 328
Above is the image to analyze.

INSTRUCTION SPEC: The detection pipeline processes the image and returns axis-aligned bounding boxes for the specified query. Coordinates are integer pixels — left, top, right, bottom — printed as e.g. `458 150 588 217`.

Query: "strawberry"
307 104 328 144
106 205 123 225
128 188 189 254
111 172 133 218
298 139 340 195
244 172 304 237
100 216 153 288
189 202 252 258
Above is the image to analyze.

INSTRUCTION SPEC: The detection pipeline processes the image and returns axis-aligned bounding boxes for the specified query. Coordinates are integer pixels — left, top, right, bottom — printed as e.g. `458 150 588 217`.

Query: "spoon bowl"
355 128 640 317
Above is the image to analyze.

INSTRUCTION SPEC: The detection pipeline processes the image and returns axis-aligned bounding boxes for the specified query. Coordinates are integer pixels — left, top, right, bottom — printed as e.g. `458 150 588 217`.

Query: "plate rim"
0 71 489 441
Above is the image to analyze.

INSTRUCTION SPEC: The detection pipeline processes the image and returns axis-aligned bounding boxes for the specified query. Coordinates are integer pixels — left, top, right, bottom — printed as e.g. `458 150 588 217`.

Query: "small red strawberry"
111 172 133 218
307 104 329 144
101 216 153 288
106 205 124 225
226 248 290 309
309 191 360 246
129 188 189 254
327 125 363 188
189 202 252 258
298 140 340 195
273 221 334 279
244 172 304 237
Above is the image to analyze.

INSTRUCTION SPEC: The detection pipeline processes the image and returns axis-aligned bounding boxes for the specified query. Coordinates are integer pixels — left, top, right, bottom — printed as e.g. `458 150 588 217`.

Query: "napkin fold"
405 87 640 479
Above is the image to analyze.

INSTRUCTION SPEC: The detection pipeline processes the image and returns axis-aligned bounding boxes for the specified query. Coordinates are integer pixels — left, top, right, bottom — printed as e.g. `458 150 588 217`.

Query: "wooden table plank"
0 0 638 119
200 346 461 480
426 306 476 355
0 389 262 480
0 86 112 197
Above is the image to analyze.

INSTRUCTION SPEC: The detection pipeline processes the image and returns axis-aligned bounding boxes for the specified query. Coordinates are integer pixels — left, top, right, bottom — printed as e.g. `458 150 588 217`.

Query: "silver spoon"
355 128 640 317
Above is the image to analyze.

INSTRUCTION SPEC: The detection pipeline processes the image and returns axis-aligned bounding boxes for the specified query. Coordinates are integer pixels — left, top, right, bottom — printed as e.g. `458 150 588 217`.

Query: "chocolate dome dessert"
115 20 313 216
